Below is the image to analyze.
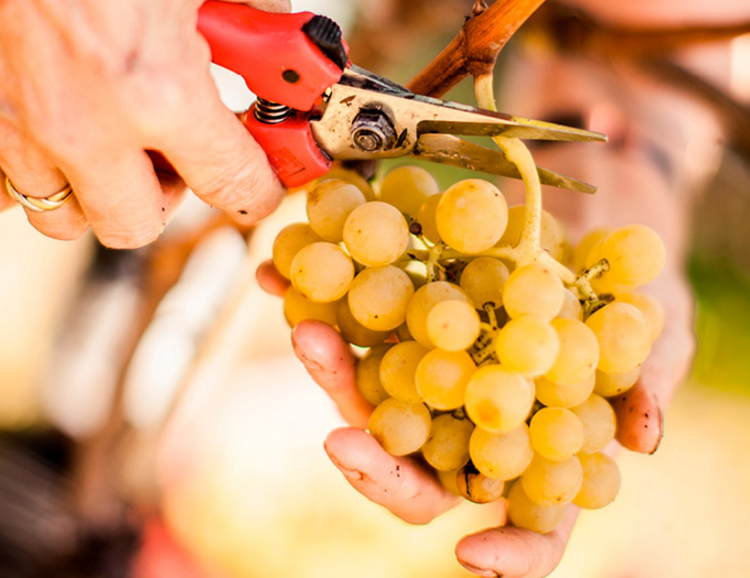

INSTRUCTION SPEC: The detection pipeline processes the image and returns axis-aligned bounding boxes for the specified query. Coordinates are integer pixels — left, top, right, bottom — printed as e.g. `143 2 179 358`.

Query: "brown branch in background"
529 2 750 160
407 0 546 98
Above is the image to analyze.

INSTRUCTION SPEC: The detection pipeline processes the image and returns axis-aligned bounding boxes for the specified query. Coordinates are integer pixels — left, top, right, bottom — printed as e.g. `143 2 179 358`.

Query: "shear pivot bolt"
351 110 395 152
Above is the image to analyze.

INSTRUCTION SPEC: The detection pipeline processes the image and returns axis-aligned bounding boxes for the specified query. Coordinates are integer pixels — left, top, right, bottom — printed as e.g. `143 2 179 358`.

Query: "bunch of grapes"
271 163 665 534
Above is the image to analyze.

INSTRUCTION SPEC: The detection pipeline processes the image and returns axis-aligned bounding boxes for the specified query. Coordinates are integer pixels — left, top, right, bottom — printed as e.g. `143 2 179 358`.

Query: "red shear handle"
197 1 344 111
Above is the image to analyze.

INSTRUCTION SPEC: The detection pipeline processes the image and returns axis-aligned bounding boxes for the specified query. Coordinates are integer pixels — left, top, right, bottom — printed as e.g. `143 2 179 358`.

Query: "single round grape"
507 479 567 534
336 299 391 347
521 453 583 507
306 179 366 242
456 465 505 504
283 287 339 328
322 168 376 201
498 205 566 260
503 262 565 320
378 165 440 218
379 341 429 403
585 302 651 373
495 315 560 377
464 365 535 433
469 423 533 480
416 193 442 243
556 288 583 320
343 201 410 267
355 344 393 406
435 179 508 254
570 228 610 274
545 318 600 386
272 222 323 280
570 394 617 454
615 292 665 342
594 365 641 398
290 242 353 303
415 349 476 410
529 407 585 461
459 257 509 310
600 224 666 286
406 281 471 348
426 300 480 351
574 452 621 509
348 265 415 331
369 398 431 456
534 372 595 409
421 413 474 471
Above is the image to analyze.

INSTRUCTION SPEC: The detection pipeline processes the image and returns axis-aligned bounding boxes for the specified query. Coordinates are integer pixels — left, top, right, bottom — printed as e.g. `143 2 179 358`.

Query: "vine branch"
406 0 546 98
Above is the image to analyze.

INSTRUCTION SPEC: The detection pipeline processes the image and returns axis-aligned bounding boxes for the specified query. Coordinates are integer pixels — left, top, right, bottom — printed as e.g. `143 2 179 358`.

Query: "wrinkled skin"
0 0 289 248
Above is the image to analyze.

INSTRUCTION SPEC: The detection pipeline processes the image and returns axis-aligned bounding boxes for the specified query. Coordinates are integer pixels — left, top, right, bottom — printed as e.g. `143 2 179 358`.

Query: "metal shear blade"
413 134 597 194
311 66 605 193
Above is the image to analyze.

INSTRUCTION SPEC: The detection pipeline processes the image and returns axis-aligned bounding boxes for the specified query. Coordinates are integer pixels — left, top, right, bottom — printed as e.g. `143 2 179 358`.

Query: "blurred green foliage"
689 256 750 394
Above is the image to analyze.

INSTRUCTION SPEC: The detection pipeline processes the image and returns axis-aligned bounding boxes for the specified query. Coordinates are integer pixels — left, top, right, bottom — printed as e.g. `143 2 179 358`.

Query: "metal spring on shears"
254 98 292 124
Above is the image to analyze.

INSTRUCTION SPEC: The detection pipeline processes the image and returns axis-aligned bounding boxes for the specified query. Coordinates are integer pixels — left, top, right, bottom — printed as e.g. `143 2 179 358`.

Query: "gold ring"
5 176 74 213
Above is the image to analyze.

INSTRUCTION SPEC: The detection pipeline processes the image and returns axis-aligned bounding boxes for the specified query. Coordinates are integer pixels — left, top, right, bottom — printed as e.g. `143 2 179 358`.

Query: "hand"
0 0 288 248
257 257 693 577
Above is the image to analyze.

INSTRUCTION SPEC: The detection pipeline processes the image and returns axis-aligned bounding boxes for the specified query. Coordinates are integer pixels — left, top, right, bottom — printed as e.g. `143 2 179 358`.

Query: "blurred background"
1 1 750 577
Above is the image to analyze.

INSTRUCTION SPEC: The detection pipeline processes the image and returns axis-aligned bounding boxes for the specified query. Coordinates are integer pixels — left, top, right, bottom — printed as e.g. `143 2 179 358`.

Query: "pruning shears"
197 1 605 192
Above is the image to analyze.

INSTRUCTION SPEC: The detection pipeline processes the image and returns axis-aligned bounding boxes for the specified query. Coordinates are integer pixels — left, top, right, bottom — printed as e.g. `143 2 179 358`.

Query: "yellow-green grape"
348 265 415 331
336 299 391 348
459 257 509 310
306 179 366 242
437 468 462 496
571 228 610 273
534 372 595 409
498 205 566 260
435 179 508 254
585 302 651 373
469 423 534 480
378 165 440 218
379 341 429 403
503 262 565 320
464 366 535 433
426 300 480 351
574 452 621 509
421 413 474 471
594 365 641 398
615 292 665 342
600 224 666 286
545 318 600 386
495 315 560 377
556 288 583 320
369 398 431 456
322 168 376 201
521 453 583 507
290 242 353 303
283 288 339 328
416 193 442 243
272 222 323 280
507 479 567 534
406 281 471 348
343 201 410 267
355 344 393 406
529 407 585 461
456 465 505 504
570 394 617 454
415 349 475 410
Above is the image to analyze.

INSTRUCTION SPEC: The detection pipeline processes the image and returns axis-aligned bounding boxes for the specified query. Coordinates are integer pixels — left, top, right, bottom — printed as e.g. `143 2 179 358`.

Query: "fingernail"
458 561 500 578
324 441 364 481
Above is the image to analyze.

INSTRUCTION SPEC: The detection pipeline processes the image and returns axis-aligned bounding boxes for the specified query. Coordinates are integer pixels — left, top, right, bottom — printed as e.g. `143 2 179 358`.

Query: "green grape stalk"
269 73 666 534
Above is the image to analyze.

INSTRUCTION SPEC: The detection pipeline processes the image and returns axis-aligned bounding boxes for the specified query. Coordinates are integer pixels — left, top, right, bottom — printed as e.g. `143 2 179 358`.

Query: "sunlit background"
1 1 750 577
